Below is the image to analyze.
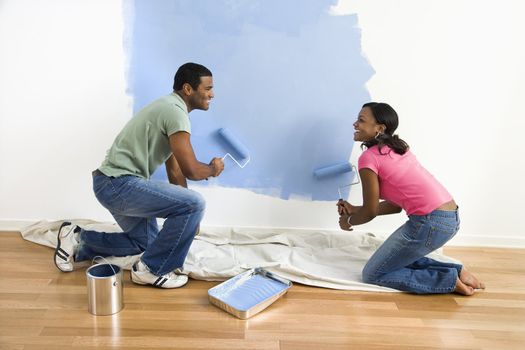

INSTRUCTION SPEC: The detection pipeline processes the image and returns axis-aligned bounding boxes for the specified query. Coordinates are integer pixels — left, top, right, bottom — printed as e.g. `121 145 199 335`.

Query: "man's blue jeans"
362 208 462 294
76 172 205 276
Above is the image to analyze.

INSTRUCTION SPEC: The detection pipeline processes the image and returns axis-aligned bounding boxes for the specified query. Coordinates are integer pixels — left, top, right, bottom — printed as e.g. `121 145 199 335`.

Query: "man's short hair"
173 63 212 91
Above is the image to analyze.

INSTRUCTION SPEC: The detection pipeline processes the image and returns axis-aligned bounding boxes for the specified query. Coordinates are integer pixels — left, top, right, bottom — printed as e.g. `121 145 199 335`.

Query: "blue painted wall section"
127 0 374 201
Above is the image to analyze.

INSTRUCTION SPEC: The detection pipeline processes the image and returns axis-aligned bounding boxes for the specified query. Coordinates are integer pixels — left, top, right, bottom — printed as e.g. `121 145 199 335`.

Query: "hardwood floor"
0 231 524 350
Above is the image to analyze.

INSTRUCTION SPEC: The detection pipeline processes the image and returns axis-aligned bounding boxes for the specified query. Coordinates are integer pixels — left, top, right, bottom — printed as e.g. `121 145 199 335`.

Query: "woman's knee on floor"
362 262 381 284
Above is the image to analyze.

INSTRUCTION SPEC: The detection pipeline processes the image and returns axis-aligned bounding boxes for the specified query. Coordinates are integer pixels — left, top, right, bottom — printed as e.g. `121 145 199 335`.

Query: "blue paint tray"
208 268 292 319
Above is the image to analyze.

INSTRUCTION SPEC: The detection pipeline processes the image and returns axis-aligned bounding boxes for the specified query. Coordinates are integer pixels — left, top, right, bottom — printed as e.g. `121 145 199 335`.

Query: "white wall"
1 0 524 247
0 0 131 225
331 0 525 247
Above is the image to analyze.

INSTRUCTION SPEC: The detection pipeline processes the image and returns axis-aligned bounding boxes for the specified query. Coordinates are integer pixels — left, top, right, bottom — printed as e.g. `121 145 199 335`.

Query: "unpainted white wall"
1 0 524 247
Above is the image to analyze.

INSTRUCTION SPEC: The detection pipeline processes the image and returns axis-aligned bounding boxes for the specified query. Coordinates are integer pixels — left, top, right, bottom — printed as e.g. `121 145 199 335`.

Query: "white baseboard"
354 229 525 248
1 220 524 248
0 220 35 232
447 234 525 248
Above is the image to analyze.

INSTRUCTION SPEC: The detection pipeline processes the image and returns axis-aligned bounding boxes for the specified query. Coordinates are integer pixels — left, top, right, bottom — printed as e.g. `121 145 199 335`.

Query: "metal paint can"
86 263 123 315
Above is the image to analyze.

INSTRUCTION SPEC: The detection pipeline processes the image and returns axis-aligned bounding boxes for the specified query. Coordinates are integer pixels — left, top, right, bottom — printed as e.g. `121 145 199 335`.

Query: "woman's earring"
375 131 383 139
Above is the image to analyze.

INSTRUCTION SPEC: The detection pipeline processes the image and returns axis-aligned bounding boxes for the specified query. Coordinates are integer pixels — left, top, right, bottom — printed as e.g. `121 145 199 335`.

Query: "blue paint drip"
127 0 373 200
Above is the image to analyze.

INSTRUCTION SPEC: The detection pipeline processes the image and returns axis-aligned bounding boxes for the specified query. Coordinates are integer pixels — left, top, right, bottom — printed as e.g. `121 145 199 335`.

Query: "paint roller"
218 128 250 168
313 161 360 199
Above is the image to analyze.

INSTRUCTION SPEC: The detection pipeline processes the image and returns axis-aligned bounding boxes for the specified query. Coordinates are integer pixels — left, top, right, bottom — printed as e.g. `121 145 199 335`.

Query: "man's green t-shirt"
99 93 191 179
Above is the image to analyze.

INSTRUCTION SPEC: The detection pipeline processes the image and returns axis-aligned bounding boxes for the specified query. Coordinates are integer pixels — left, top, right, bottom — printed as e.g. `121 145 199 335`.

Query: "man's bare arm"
165 154 187 188
169 131 224 181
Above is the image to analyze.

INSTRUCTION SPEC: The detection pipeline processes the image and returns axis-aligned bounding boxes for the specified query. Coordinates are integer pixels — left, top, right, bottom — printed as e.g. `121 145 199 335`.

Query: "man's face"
188 76 214 111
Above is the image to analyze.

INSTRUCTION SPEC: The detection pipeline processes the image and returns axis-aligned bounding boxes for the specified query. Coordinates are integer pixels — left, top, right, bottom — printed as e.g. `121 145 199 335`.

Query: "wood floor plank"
1 231 524 349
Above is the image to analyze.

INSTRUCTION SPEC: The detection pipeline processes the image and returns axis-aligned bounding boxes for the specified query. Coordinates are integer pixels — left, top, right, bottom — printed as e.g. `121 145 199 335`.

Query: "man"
54 63 224 288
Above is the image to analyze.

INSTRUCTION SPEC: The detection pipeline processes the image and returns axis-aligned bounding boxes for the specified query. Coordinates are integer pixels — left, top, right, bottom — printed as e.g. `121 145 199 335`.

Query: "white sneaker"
54 222 81 272
131 260 188 288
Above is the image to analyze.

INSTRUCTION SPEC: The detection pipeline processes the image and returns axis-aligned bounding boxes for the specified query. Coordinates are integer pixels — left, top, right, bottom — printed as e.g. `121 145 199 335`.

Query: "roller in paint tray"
313 161 360 199
217 127 250 168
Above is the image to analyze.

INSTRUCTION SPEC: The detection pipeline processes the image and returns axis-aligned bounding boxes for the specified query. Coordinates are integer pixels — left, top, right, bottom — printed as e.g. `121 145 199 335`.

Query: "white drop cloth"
20 220 460 292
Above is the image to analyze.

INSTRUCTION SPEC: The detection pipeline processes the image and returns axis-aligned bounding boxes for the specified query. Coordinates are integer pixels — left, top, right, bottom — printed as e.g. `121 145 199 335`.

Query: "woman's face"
353 107 385 142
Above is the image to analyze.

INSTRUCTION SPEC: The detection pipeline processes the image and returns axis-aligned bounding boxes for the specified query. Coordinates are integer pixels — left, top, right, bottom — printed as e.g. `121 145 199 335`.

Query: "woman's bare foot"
454 278 475 296
460 268 485 289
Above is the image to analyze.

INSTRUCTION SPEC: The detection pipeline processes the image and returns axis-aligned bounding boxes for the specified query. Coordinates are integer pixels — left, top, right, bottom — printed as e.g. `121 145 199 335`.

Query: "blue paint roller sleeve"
313 162 353 179
218 128 250 159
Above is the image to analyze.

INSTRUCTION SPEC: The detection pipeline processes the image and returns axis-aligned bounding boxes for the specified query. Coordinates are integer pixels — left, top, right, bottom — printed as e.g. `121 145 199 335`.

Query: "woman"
338 102 484 295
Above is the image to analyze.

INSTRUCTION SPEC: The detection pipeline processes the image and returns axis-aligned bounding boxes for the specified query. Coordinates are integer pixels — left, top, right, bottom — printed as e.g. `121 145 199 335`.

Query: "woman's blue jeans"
362 209 462 294
75 172 205 276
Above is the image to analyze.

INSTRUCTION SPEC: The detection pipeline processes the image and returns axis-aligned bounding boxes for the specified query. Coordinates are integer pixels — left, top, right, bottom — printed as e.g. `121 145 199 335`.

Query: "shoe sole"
54 221 73 272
